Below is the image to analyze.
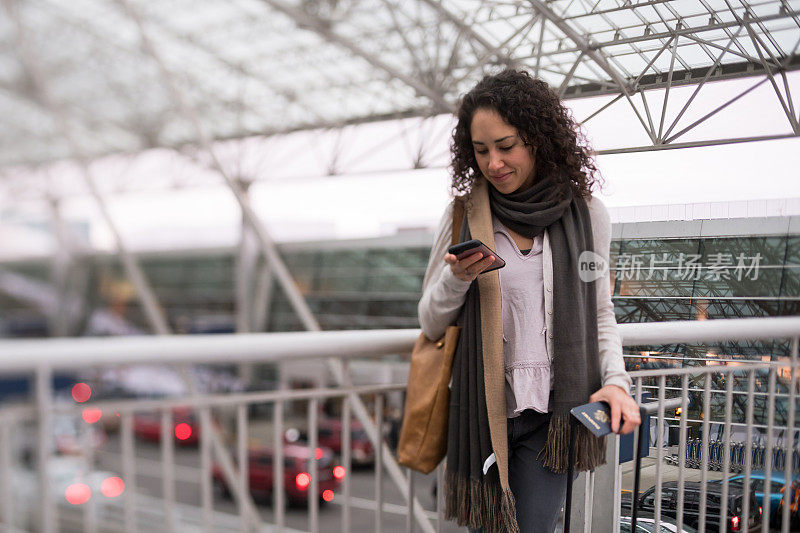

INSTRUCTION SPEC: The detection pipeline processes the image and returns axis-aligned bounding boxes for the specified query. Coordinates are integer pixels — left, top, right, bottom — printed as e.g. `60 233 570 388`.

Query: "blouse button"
546 286 552 292
548 333 554 339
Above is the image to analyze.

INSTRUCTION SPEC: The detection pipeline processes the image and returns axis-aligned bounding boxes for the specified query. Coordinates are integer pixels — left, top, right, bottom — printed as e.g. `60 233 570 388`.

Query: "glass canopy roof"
0 0 797 170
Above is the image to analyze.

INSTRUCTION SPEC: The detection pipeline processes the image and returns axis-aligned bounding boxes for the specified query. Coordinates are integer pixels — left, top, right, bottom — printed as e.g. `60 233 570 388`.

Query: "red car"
132 407 200 445
212 444 345 505
317 418 374 466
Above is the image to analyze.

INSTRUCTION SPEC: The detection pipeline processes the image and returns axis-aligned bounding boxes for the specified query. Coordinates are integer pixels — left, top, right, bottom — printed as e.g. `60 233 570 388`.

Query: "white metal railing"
0 316 798 532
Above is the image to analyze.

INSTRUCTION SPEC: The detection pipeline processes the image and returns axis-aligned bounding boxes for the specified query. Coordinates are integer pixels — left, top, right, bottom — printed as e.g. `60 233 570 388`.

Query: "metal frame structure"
0 1 798 195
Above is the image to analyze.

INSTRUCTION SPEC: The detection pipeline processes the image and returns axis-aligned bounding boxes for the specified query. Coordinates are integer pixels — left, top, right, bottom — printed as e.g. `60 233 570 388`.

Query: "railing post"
719 370 734 533
654 375 666 531
341 395 352 533
436 463 445 533
761 367 777 533
273 398 285 531
0 415 11 529
160 408 176 532
82 410 98 533
120 411 137 533
406 469 415 533
742 370 756 533
36 365 56 533
308 398 319 533
676 374 689 532
236 404 249 533
200 406 213 533
698 373 712 533
781 337 798 532
375 394 384 533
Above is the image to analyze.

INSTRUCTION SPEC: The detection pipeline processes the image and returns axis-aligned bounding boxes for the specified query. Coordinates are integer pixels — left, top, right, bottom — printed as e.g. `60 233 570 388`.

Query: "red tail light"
72 383 92 403
295 472 311 490
730 515 739 530
82 407 102 424
758 505 762 515
174 423 192 440
65 483 91 505
315 447 323 460
100 476 125 498
322 489 334 502
333 466 346 480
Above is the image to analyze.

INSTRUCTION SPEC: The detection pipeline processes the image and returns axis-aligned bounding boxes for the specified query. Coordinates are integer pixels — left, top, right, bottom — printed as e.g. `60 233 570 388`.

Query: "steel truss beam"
261 0 453 114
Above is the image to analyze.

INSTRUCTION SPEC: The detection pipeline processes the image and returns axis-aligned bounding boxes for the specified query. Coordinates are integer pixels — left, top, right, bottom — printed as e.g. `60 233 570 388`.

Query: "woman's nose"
488 153 504 170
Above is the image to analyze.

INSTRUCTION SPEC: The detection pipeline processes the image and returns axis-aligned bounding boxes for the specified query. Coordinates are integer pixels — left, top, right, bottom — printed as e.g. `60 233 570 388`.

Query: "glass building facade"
1 216 798 351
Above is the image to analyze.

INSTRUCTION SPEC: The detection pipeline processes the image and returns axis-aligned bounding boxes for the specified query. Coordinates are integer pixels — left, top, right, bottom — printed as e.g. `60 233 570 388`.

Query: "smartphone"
447 239 506 273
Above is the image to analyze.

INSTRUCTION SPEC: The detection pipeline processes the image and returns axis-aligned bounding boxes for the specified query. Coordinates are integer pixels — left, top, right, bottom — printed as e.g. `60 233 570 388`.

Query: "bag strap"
451 196 466 247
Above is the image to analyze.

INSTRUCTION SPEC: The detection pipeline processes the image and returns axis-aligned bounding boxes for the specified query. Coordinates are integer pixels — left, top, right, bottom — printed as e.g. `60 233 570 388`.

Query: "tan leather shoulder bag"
397 197 465 474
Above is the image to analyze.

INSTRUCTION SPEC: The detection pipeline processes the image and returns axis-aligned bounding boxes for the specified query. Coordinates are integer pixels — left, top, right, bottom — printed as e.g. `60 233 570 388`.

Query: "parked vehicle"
11 456 125 530
53 414 107 455
712 471 800 525
620 516 698 533
317 417 374 466
212 443 344 505
133 407 200 445
635 481 761 532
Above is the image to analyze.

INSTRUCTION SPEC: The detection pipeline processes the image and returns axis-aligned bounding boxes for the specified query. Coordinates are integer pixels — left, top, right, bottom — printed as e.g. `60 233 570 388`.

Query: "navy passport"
569 401 618 437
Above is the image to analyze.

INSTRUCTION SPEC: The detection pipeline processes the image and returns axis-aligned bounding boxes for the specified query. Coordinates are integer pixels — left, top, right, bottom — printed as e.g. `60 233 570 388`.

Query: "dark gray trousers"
470 410 569 533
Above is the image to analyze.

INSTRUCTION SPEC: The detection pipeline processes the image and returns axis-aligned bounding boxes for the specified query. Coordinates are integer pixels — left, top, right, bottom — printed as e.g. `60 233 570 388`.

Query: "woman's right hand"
444 252 496 282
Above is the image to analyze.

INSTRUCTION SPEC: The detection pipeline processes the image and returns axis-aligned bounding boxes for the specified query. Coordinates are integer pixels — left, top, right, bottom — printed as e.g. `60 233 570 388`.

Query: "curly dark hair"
450 69 601 198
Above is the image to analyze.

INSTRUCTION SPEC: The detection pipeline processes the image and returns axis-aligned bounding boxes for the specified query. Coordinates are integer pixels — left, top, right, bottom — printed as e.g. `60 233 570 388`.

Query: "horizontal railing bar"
629 361 797 378
642 398 682 414
639 416 800 433
0 329 419 373
624 355 791 364
620 316 800 345
637 384 800 399
0 317 798 373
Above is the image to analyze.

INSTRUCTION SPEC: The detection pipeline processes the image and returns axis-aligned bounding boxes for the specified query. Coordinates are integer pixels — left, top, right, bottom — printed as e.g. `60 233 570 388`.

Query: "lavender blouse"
492 217 551 418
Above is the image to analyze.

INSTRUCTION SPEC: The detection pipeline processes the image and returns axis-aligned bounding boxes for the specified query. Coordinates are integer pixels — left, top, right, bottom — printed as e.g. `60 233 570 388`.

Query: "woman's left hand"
589 385 641 435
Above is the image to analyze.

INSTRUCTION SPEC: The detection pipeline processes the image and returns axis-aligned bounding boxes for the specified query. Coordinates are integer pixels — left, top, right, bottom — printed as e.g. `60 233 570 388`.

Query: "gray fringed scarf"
444 175 605 533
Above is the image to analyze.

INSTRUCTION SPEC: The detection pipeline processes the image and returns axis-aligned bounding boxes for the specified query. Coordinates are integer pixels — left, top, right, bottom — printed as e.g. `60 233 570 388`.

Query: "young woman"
418 69 641 533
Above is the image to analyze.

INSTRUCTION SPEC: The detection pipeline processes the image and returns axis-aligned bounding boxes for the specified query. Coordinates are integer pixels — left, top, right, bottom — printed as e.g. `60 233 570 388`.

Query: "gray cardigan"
418 195 631 394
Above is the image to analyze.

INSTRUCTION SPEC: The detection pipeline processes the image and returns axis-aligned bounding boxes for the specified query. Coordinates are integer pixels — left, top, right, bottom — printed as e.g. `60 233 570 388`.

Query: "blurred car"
53 414 106 455
212 443 344 505
88 386 141 433
620 516 698 533
133 407 200 445
712 471 800 525
635 481 761 532
317 417 374 466
11 456 125 529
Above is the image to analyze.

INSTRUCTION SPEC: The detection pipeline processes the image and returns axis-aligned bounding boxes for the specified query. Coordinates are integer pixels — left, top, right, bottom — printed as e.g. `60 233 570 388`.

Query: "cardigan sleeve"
417 201 472 340
588 196 632 394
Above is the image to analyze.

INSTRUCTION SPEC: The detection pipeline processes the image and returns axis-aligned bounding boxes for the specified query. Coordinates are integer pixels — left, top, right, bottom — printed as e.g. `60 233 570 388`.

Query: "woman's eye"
475 150 488 155
499 145 514 151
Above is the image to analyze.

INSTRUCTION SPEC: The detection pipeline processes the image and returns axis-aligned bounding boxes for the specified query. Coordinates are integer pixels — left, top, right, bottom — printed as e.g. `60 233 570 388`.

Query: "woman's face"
469 108 537 195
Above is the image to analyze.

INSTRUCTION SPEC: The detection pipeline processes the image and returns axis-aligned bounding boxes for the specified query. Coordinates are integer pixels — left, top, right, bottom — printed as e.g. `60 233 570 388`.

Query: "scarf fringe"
444 469 520 533
537 413 607 474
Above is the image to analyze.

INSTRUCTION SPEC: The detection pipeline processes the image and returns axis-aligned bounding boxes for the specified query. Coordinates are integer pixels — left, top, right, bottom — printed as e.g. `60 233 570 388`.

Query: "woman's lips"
491 172 513 183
